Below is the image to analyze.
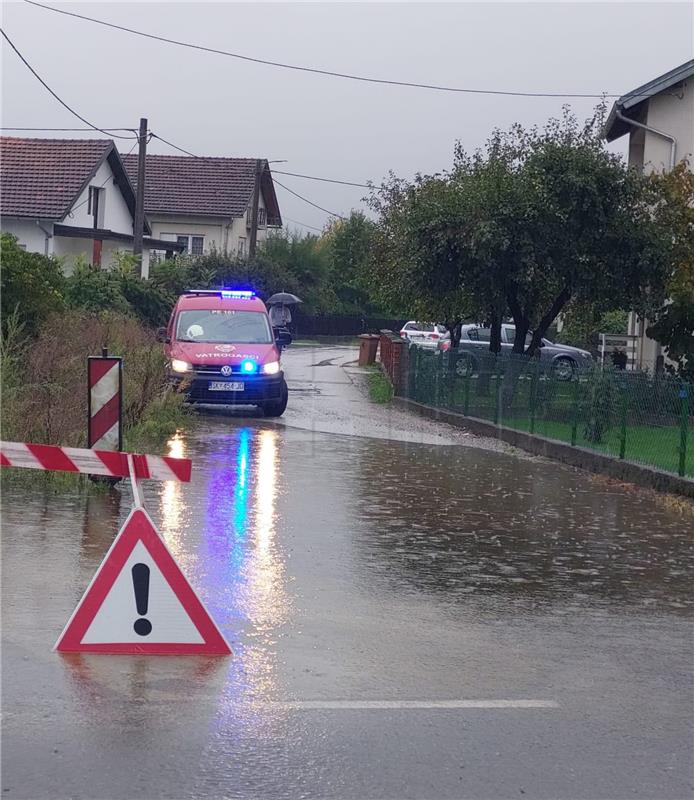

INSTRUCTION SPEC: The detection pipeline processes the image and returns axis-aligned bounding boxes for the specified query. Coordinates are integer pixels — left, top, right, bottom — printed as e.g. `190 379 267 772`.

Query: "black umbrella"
267 292 303 305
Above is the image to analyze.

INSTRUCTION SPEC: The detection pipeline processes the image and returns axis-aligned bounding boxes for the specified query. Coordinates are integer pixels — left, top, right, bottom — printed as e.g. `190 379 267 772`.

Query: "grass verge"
124 389 192 452
368 367 394 404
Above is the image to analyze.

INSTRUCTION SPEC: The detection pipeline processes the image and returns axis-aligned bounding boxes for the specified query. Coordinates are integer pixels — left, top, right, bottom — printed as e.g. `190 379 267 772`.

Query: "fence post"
529 360 540 434
403 342 417 400
679 385 689 477
619 389 628 460
463 370 471 416
570 377 581 447
494 363 502 426
446 355 456 409
434 354 441 407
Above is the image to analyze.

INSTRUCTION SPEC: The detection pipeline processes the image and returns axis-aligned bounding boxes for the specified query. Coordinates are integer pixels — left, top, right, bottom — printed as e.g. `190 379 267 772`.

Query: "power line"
23 0 620 99
149 132 197 157
273 179 347 220
273 169 369 189
128 131 351 220
0 28 137 140
1 126 136 132
283 217 325 233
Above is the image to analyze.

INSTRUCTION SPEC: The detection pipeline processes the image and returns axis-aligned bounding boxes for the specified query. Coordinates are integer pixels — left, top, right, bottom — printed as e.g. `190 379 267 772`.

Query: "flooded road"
3 346 693 799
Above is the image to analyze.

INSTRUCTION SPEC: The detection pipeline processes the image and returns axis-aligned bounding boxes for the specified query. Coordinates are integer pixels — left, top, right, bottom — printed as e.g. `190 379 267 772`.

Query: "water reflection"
201 427 290 705
159 433 188 560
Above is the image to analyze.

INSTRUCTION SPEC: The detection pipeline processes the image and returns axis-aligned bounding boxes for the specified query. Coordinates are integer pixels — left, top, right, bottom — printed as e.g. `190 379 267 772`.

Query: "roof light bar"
183 289 256 299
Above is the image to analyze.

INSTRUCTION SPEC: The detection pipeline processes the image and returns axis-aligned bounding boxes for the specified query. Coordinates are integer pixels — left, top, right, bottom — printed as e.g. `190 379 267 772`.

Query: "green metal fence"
405 347 693 478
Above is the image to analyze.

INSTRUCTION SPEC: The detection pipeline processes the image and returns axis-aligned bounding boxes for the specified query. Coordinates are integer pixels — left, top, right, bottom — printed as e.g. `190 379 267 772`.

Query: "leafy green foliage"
65 257 172 326
0 233 65 334
369 106 677 357
151 231 383 315
645 163 694 380
322 212 379 313
556 304 628 351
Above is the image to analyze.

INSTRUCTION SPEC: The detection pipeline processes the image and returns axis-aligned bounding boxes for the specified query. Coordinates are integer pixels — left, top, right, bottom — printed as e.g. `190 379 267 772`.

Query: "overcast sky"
2 2 693 233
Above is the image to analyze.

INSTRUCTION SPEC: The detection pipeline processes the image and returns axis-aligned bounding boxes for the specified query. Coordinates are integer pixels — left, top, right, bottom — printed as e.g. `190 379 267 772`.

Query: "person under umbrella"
269 302 292 329
267 292 302 332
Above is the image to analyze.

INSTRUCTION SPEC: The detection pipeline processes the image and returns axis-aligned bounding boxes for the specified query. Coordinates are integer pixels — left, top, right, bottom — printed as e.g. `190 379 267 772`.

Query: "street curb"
392 396 694 499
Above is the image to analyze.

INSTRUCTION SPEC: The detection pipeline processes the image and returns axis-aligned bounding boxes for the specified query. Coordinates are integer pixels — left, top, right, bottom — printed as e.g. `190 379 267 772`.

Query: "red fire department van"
160 289 291 416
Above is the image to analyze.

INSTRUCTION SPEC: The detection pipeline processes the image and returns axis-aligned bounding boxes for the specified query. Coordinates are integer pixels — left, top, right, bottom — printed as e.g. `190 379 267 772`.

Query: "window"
468 327 490 342
87 186 105 228
169 234 205 255
504 326 533 346
257 208 267 227
237 237 247 257
175 310 273 344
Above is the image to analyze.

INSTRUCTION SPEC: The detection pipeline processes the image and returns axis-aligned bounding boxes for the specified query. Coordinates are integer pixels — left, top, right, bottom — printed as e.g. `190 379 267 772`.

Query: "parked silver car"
454 323 593 380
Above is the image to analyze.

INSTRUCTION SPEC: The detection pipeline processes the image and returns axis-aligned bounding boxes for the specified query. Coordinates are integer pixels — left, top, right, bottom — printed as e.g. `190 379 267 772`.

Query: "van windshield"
176 310 273 344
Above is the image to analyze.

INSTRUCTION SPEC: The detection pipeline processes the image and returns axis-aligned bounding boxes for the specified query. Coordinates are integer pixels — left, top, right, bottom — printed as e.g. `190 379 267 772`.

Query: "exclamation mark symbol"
132 563 152 636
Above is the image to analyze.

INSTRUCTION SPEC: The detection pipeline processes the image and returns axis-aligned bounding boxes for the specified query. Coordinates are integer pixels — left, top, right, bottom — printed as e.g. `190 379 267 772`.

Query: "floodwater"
2 347 693 799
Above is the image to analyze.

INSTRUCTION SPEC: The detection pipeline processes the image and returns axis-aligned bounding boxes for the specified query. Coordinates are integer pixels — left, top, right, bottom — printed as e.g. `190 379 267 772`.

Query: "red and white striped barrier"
0 441 191 482
88 356 122 451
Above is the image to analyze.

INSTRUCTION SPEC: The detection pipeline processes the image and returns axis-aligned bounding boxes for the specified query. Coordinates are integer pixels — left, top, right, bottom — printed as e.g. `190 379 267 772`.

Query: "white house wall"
66 160 134 233
149 192 273 257
643 79 694 172
1 217 54 255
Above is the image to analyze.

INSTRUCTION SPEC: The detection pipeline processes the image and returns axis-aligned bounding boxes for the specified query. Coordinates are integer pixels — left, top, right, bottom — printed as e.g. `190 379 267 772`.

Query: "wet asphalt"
2 345 693 800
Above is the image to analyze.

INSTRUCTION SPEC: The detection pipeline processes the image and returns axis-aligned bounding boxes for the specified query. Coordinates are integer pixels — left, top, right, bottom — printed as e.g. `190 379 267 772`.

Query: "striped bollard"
88 350 123 451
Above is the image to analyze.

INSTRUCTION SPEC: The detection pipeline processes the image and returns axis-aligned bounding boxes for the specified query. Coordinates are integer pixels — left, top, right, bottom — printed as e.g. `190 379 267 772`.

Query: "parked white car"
399 321 449 347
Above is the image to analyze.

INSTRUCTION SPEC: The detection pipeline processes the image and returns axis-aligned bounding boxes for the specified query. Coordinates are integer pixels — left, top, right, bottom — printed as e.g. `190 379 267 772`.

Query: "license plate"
209 381 244 391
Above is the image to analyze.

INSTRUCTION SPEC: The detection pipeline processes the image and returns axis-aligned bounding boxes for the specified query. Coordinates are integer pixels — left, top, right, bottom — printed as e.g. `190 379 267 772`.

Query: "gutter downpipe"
615 109 677 170
35 220 53 256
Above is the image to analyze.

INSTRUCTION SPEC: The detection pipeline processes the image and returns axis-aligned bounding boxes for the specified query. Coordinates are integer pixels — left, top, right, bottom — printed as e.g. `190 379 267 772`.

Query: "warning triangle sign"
55 508 231 655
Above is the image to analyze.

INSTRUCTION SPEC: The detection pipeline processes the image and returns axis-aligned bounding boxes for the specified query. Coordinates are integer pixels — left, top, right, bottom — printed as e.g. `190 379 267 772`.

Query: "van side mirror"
156 327 170 343
275 327 292 348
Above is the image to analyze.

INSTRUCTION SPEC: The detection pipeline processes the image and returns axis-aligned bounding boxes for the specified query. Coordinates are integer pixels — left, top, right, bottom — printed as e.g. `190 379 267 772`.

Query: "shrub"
0 233 65 334
1 310 178 446
65 256 174 328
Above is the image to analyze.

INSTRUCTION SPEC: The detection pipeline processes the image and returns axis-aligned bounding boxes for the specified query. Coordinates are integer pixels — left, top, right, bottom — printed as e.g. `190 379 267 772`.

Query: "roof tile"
0 137 114 219
122 153 257 217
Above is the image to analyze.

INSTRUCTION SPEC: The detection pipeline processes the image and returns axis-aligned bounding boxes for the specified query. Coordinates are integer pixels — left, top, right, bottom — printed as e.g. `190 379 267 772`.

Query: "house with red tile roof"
0 137 183 277
121 154 282 258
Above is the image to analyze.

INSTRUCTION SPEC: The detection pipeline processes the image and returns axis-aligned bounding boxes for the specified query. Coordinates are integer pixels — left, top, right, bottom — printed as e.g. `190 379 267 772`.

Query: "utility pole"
133 117 147 277
248 158 262 259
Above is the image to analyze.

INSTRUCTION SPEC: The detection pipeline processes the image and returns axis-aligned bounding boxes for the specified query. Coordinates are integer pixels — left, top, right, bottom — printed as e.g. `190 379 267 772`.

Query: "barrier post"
88 351 123 451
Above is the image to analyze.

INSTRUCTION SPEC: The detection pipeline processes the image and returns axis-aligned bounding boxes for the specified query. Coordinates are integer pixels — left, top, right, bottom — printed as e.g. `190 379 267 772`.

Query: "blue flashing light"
221 290 255 299
240 359 257 374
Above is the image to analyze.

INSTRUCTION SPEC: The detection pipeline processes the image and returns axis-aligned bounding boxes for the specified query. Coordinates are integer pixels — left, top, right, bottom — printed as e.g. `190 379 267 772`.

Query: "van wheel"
262 381 288 417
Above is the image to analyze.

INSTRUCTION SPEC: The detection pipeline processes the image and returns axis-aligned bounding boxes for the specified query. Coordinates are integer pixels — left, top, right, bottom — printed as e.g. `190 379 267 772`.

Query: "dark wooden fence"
292 312 406 337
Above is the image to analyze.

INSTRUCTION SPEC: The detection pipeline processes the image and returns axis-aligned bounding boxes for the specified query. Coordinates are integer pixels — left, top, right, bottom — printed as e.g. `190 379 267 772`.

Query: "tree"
368 107 676 359
645 162 694 379
0 233 65 334
499 108 670 356
322 212 379 314
368 173 480 341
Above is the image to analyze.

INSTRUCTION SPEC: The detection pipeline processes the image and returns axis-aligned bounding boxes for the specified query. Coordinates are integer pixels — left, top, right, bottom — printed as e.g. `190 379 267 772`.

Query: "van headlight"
171 359 192 373
262 361 280 375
